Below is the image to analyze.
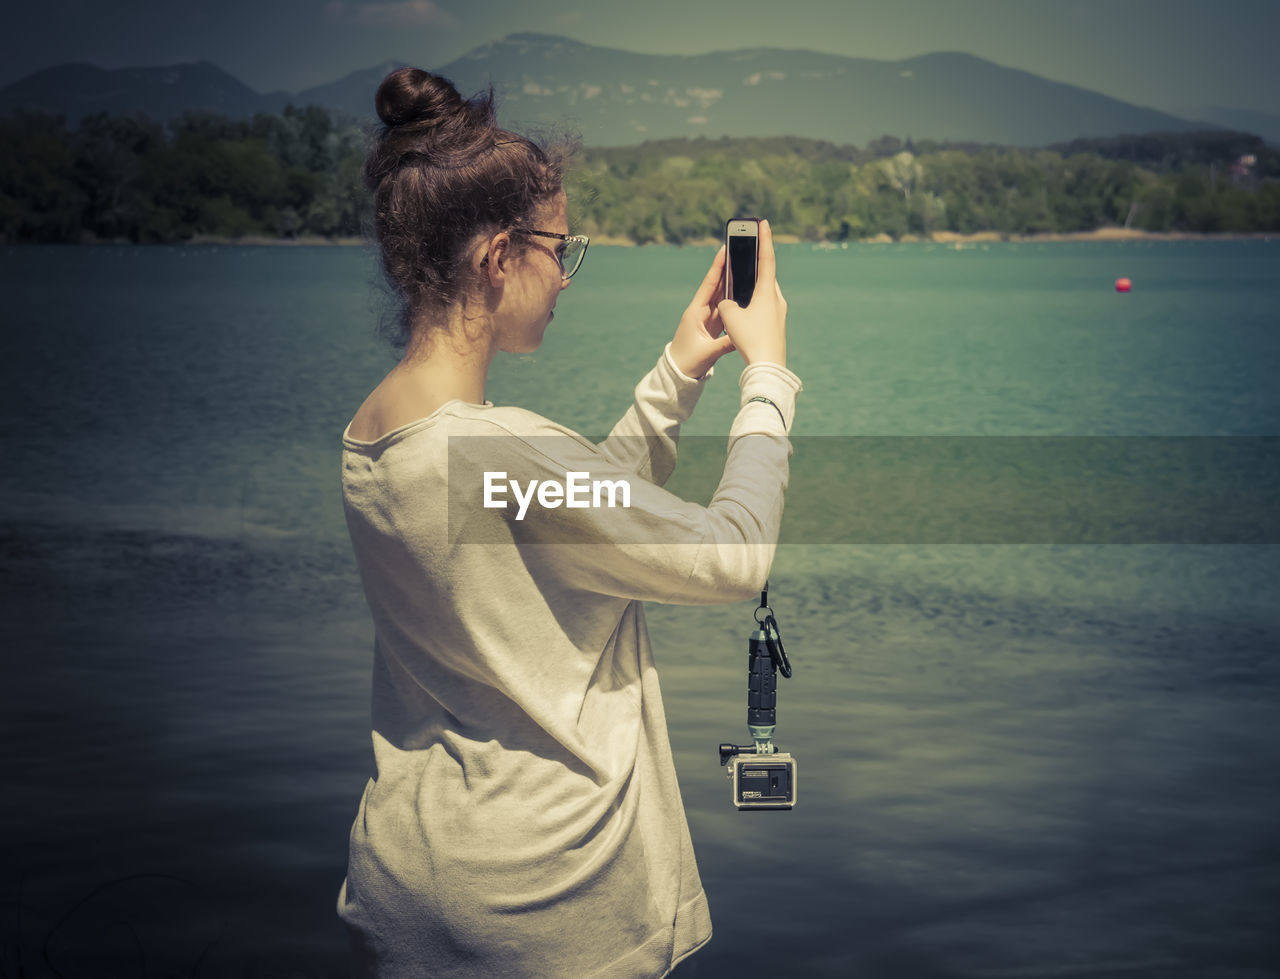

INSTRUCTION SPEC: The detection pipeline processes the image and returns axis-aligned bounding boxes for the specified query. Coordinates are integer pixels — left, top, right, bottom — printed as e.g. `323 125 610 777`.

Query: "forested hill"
2 108 1276 245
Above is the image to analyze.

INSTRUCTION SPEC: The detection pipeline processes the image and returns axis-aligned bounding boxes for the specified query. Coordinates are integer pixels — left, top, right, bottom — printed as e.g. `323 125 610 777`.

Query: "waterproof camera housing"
725 751 797 810
718 602 796 811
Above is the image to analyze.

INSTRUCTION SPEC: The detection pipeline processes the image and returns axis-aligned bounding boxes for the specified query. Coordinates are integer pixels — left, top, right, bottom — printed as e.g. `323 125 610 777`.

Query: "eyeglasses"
511 228 590 280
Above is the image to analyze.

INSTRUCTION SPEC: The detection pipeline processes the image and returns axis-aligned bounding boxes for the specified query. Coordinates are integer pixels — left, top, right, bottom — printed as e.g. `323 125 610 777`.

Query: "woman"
338 67 801 977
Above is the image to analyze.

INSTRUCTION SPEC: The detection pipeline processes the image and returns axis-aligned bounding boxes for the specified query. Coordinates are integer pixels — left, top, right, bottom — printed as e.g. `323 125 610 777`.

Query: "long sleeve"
594 343 715 487
447 357 803 605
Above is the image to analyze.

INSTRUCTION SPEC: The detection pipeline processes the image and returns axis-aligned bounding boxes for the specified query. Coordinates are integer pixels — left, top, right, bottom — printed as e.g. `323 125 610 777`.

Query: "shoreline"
916 227 1277 244
43 228 1277 248
638 228 1277 247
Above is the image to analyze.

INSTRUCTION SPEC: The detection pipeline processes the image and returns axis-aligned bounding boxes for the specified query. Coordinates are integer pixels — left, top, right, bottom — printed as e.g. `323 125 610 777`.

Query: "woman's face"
495 190 571 354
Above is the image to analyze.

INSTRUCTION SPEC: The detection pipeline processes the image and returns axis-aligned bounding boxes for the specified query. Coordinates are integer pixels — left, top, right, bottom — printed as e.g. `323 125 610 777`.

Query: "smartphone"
725 217 760 308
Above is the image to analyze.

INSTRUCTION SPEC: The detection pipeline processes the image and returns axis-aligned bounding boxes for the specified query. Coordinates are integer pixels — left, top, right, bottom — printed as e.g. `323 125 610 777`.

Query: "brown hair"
363 67 568 349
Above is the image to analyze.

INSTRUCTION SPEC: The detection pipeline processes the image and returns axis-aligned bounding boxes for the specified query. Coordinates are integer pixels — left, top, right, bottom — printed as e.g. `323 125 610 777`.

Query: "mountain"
292 59 408 121
431 34 1220 148
0 33 1240 147
0 60 280 121
1173 105 1280 146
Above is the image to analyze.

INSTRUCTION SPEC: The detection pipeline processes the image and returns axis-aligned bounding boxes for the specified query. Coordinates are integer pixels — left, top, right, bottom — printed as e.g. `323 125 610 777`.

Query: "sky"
3 0 1278 116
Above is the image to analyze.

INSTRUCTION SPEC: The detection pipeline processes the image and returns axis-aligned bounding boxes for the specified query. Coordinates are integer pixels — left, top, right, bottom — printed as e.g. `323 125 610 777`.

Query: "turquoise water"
1 242 1277 976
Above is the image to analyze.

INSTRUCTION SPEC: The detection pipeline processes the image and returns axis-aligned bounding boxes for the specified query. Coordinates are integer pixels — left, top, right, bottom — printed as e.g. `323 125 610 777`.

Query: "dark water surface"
2 242 1278 977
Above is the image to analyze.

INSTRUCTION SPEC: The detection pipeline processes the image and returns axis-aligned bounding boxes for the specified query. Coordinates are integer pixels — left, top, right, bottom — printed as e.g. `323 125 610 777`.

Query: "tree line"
1 106 367 244
2 106 1277 245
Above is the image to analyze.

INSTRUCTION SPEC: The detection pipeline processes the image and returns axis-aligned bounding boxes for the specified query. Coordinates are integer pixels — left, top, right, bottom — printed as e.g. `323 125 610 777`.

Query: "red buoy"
1115 277 1132 292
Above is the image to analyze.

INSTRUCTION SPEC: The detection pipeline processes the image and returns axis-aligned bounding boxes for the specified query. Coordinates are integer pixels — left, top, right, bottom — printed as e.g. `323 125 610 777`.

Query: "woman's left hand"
668 245 737 379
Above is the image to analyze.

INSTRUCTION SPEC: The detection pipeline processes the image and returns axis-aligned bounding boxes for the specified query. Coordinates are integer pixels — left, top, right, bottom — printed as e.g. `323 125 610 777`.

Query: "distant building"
1229 153 1257 187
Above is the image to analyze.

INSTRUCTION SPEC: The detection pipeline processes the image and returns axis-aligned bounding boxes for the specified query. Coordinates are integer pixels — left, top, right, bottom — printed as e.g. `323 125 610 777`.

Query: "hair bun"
375 67 467 130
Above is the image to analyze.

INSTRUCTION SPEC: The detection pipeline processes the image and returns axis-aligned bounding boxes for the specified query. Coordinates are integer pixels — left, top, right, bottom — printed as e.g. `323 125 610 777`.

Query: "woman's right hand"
717 218 788 368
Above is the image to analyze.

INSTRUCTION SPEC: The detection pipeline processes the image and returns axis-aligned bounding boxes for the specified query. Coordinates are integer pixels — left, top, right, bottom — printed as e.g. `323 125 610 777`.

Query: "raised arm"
597 220 788 487
466 222 798 605
595 244 738 485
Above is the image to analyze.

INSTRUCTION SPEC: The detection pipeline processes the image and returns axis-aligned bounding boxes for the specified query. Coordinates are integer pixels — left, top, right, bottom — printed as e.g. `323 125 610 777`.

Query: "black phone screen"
728 233 758 307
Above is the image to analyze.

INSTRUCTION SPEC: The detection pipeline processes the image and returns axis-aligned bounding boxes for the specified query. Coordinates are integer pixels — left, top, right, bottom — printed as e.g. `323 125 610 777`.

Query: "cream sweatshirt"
337 346 802 977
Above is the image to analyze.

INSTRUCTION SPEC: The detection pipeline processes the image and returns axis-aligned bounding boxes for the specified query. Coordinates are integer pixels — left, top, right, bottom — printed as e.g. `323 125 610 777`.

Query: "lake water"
1 241 1278 977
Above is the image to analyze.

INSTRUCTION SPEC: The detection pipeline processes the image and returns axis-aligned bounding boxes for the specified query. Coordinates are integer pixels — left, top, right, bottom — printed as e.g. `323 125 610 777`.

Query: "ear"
478 231 511 289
